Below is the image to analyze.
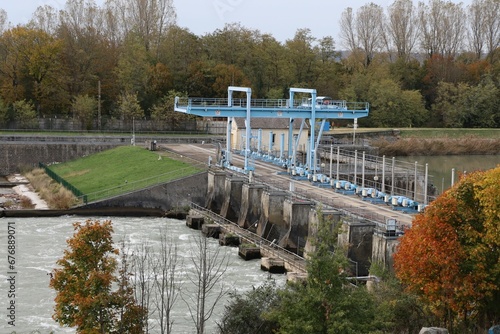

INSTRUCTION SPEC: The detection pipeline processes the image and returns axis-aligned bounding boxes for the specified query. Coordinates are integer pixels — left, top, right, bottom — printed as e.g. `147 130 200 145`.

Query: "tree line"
0 0 499 130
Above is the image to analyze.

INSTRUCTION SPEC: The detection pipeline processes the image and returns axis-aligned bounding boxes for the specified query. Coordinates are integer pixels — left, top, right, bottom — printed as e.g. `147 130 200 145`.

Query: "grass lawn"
48 146 203 202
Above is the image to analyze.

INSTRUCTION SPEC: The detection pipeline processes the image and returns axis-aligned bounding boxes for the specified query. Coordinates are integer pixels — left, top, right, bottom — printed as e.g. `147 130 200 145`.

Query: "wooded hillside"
0 0 498 129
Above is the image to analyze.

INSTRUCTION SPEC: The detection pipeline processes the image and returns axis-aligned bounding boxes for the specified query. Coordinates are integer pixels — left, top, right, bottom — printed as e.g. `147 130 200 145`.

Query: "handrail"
176 97 369 111
190 202 306 273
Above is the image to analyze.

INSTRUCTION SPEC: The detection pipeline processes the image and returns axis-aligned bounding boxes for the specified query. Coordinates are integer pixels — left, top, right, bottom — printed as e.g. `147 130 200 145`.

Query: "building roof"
233 117 308 130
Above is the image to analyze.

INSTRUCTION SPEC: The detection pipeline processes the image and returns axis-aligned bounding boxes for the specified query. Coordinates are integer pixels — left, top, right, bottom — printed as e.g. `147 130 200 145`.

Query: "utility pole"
98 80 101 131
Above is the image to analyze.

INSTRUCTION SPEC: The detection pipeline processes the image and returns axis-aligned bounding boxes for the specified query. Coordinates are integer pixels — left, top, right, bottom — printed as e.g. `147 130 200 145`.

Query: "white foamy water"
0 216 285 333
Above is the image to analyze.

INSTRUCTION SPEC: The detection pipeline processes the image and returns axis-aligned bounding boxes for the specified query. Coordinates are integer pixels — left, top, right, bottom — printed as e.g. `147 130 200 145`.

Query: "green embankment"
49 146 203 202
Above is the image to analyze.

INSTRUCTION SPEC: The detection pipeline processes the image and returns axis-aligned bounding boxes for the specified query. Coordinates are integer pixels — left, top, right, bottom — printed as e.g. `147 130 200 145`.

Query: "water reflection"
397 155 500 194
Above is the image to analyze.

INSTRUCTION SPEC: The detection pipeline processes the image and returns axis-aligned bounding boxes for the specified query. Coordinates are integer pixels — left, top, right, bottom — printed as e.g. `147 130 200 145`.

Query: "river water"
397 155 500 195
0 216 286 334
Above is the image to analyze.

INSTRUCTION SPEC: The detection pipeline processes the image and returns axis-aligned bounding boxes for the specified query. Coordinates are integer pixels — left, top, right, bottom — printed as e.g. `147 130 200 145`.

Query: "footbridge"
175 87 369 173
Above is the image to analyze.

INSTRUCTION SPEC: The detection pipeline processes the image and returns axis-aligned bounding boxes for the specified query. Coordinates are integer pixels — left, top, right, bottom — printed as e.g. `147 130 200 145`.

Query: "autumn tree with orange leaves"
394 166 500 332
50 219 146 334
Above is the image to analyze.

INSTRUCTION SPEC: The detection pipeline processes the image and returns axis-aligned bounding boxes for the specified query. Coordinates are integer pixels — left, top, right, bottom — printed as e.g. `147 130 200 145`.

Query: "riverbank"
0 174 49 210
372 136 500 156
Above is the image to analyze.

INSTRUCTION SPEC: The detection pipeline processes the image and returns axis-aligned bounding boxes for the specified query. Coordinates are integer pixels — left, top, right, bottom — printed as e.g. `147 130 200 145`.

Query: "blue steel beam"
174 98 369 119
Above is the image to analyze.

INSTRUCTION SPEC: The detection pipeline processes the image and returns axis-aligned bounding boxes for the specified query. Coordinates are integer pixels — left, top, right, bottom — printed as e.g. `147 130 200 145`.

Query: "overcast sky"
2 0 473 43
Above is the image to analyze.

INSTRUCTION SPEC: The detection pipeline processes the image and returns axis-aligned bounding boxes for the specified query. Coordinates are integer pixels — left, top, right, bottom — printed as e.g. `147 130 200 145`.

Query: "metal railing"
190 202 307 273
176 97 369 111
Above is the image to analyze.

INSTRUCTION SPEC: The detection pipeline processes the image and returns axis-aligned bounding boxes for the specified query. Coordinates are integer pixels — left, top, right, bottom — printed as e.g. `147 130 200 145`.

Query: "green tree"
13 99 37 128
57 1 118 116
158 26 201 92
266 209 377 333
369 262 432 333
217 281 280 334
115 33 149 98
285 28 318 86
72 94 97 130
117 92 144 121
0 96 8 125
368 78 428 127
150 90 195 130
394 166 500 332
50 219 146 334
431 81 465 127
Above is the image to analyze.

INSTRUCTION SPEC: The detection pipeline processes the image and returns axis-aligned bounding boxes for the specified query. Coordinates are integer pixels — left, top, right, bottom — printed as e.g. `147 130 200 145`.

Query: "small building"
231 117 309 156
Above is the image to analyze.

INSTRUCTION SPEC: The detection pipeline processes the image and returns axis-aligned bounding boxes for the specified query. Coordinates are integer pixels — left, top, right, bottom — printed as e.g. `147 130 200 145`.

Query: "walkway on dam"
190 203 307 273
163 143 415 229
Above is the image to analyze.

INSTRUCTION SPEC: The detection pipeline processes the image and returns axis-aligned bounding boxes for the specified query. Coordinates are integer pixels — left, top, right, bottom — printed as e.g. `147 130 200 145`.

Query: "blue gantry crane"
174 86 369 173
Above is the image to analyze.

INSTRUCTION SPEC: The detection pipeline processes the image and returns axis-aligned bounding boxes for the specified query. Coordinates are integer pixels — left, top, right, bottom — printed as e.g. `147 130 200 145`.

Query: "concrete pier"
186 214 204 229
238 244 261 260
261 257 286 274
237 183 265 228
338 218 376 276
206 170 227 213
220 176 244 220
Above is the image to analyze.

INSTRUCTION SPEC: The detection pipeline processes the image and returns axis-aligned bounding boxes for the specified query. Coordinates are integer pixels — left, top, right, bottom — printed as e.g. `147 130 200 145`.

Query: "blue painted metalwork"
174 97 369 119
174 87 369 172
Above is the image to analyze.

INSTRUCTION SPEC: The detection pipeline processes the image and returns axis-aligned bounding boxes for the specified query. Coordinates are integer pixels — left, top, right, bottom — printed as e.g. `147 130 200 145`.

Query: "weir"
200 169 407 277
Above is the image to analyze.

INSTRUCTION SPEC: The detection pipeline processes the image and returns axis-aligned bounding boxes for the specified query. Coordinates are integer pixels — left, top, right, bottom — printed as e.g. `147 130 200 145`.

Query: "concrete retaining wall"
0 135 224 175
338 219 376 276
83 172 208 212
0 143 117 175
206 170 227 214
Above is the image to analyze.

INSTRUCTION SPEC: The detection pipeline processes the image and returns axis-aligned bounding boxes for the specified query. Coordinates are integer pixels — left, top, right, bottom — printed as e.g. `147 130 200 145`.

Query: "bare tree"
102 0 127 46
467 0 486 60
418 0 466 58
339 7 358 53
127 228 183 334
130 240 155 333
356 3 385 66
419 0 443 56
152 231 182 334
385 0 420 61
59 0 105 38
0 8 8 33
183 232 231 334
28 5 59 34
482 0 500 62
104 0 176 58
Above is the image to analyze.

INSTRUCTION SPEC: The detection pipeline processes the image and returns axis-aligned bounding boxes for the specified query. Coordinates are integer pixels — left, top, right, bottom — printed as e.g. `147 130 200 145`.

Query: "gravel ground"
0 174 49 210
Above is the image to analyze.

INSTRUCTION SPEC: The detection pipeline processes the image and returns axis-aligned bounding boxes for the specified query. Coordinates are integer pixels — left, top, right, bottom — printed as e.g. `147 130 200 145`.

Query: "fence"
38 163 87 204
190 202 306 273
1 117 229 135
